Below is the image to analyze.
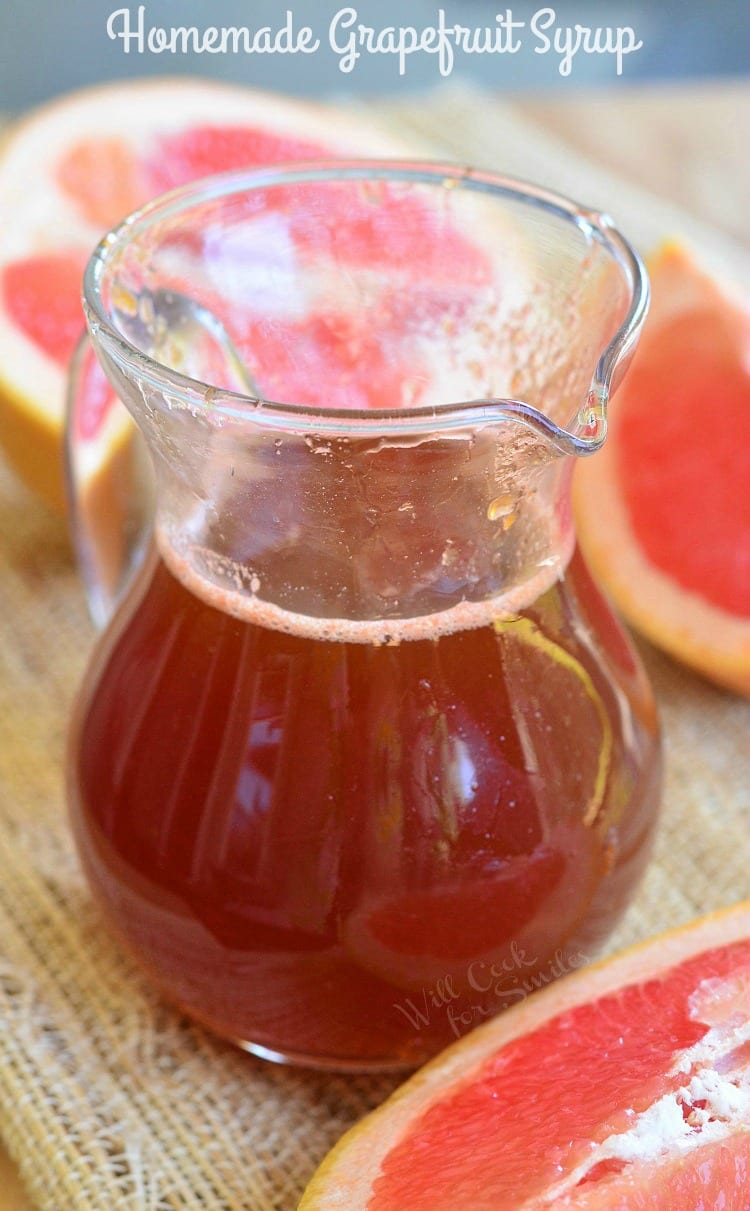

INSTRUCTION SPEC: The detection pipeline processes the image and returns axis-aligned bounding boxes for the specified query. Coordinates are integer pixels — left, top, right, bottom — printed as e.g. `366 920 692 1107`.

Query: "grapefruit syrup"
69 541 661 1068
66 162 660 1070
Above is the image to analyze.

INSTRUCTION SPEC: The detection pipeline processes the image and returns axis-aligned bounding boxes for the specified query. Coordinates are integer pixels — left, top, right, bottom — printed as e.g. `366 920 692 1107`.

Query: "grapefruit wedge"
574 241 750 696
0 79 401 510
300 900 750 1210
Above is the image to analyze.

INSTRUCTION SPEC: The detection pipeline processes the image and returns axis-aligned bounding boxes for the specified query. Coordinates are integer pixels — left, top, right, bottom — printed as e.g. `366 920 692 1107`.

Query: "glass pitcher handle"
65 334 156 628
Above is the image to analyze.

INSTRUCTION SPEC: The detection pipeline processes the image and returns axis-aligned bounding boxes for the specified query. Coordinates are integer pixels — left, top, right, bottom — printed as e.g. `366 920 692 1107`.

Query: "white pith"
532 1039 749 1203
525 968 750 1206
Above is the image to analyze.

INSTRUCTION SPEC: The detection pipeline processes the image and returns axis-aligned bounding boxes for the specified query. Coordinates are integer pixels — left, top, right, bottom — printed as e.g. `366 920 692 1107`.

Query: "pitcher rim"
82 158 649 456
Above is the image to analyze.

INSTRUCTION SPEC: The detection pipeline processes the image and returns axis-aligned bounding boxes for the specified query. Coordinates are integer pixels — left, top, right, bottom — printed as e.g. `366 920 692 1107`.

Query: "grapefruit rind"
574 241 750 697
0 79 403 511
0 372 65 509
299 899 750 1209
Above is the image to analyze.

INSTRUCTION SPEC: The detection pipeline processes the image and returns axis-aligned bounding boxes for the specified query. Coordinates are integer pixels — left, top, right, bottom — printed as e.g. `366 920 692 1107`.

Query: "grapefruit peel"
493 614 613 827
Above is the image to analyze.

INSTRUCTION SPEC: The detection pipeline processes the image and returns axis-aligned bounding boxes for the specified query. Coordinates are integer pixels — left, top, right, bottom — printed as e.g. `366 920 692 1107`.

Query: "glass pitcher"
66 161 661 1070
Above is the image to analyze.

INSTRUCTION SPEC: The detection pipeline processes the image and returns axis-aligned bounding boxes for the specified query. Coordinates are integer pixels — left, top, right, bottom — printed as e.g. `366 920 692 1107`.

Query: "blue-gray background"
1 0 748 113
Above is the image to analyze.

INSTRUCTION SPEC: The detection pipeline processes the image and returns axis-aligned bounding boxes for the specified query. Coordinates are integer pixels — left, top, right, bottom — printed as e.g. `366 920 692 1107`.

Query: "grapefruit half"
574 241 750 696
300 900 750 1209
0 79 401 510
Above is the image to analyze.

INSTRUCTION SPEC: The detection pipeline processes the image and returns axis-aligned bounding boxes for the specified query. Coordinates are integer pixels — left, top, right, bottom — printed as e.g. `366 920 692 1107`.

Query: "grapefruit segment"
73 341 119 444
299 901 750 1210
146 124 328 194
0 80 404 510
236 312 417 412
286 184 493 283
56 137 146 228
618 305 750 619
2 252 88 365
574 241 750 696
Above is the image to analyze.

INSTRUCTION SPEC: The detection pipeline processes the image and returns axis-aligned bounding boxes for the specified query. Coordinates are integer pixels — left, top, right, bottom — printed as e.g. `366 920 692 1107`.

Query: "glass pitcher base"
70 548 661 1071
231 1037 417 1073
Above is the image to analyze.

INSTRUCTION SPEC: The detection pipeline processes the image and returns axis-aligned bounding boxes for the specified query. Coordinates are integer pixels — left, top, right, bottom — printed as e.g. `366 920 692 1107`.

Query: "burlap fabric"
0 86 748 1209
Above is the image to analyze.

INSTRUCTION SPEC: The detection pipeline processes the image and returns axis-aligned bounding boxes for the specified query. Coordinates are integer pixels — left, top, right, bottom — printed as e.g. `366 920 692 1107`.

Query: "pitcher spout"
76 161 649 629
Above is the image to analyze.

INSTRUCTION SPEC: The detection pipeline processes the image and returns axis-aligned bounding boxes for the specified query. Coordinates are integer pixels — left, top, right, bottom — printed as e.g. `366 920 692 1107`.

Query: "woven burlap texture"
1 88 749 1210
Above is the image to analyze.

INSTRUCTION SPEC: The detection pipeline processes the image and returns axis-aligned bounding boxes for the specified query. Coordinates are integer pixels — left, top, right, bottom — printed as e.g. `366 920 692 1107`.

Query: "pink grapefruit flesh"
618 307 750 619
370 939 750 1209
299 901 750 1210
574 242 750 695
2 252 87 365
